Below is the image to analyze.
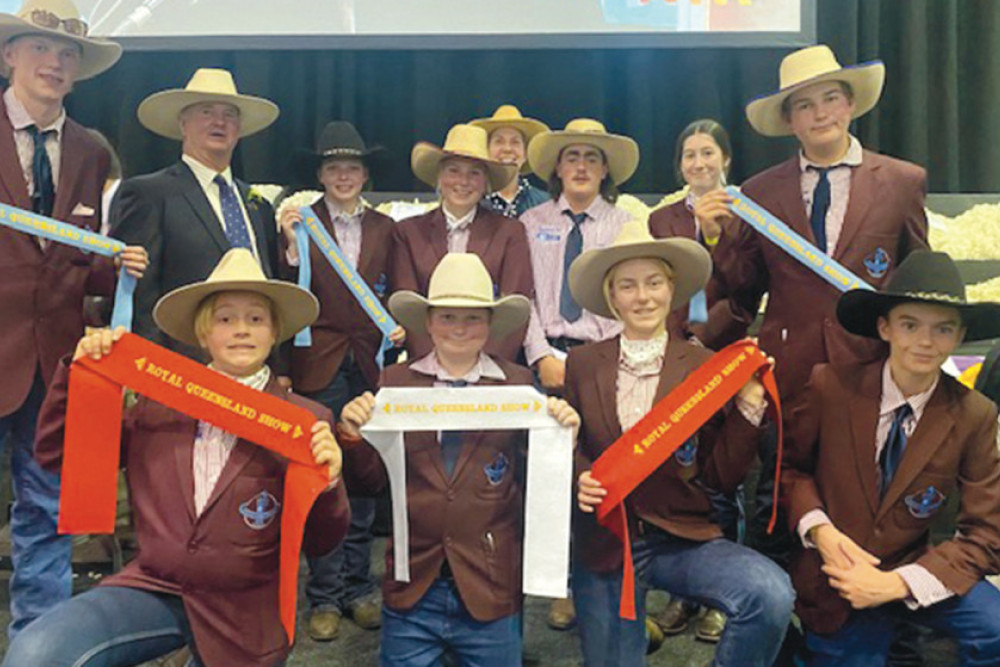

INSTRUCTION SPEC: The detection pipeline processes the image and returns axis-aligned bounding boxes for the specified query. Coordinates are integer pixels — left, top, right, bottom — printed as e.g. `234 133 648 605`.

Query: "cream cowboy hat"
568 219 711 320
153 248 319 347
745 45 885 137
527 118 639 186
469 104 550 175
0 0 121 80
411 124 516 192
388 253 529 339
137 68 280 140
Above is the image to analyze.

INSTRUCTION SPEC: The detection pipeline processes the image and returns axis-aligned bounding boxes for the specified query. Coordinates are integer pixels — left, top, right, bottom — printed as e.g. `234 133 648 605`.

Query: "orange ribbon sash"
591 341 781 619
59 333 328 642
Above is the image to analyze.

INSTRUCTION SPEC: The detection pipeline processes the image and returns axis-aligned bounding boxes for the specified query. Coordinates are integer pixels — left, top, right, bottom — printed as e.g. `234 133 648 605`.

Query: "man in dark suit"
782 251 1000 666
111 68 281 357
0 0 146 635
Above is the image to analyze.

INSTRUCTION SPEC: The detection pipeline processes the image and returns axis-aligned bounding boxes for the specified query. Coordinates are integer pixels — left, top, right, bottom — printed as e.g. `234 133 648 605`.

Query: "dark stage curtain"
62 0 1000 194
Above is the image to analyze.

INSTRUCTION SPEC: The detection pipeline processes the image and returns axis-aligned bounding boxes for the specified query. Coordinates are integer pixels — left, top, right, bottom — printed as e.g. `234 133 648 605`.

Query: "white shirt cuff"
894 564 955 609
797 510 833 548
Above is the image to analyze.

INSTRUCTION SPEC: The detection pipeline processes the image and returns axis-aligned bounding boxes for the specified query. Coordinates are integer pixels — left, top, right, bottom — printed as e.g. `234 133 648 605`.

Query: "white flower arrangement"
967 275 1000 303
927 203 1000 260
275 190 323 220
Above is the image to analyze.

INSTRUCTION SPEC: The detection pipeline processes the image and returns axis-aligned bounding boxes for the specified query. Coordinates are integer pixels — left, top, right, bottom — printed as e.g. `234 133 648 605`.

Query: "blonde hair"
193 291 282 347
601 257 675 321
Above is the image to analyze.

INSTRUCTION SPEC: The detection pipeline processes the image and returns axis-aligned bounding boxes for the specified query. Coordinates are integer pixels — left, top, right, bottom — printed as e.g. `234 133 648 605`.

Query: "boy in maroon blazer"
0 0 147 635
6 249 350 667
339 253 579 666
782 251 1000 666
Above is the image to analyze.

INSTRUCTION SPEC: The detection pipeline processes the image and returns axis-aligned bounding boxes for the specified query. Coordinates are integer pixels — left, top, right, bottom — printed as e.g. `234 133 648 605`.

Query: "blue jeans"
806 580 1000 667
573 530 794 667
0 372 72 638
380 578 522 667
2 586 198 667
303 357 378 611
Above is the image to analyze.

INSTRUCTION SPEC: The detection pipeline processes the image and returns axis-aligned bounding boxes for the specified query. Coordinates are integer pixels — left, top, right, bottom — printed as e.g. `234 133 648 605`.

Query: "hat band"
899 290 966 305
428 293 494 304
321 148 364 157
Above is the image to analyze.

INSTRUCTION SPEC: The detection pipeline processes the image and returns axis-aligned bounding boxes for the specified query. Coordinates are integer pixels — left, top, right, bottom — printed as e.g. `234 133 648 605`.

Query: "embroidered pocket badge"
904 486 946 519
239 490 281 530
864 247 890 279
484 452 510 486
674 436 698 467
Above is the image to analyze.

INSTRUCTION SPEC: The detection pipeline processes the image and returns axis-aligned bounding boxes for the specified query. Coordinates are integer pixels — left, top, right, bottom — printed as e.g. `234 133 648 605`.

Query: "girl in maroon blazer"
566 221 793 667
6 249 350 667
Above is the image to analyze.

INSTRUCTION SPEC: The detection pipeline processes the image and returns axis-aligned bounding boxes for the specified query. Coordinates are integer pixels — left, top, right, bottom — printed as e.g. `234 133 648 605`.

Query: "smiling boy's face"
197 291 276 377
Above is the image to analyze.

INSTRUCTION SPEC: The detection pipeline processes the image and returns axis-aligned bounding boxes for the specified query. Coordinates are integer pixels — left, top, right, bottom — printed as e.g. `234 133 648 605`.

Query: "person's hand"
276 376 293 391
278 207 304 259
737 355 774 409
537 355 566 391
309 420 343 484
340 391 376 439
389 326 406 347
73 326 126 362
811 523 881 571
692 189 734 243
822 560 909 609
115 245 149 278
547 397 580 442
578 470 607 512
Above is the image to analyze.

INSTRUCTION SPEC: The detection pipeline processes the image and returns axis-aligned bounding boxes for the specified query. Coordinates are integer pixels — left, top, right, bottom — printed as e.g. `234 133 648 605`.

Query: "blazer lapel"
595 339 623 439
175 162 229 254
769 158 813 244
877 385 956 520
426 208 449 261
172 414 200 524
51 121 86 224
833 156 877 260
237 178 272 274
0 97 33 211
465 209 498 258
357 209 379 276
847 364 883 516
654 338 692 404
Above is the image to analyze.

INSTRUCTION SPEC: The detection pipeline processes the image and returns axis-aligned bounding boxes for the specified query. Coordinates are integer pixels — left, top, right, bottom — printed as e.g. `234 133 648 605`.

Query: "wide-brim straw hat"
388 253 529 339
138 68 279 140
746 45 885 137
469 104 550 175
568 219 711 320
411 124 516 192
0 0 121 80
527 118 639 186
837 250 1000 342
154 248 319 347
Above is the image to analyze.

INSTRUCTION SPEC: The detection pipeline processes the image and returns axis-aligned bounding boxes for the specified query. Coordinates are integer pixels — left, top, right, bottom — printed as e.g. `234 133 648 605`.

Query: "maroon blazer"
648 200 754 350
565 336 764 573
344 357 533 622
281 202 395 393
36 362 350 667
712 152 928 400
389 207 534 361
782 361 1000 635
0 92 115 418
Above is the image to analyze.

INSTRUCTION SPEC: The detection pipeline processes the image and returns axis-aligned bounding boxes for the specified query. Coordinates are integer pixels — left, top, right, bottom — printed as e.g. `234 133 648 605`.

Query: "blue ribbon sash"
0 202 136 330
724 186 874 293
293 206 397 367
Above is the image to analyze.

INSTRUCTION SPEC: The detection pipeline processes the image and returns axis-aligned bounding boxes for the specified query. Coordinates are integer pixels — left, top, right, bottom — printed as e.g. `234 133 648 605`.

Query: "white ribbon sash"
361 385 573 598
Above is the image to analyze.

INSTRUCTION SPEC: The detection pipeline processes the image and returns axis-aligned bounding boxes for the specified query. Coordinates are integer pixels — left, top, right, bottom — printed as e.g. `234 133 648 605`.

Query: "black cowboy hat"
297 121 386 177
837 251 1000 342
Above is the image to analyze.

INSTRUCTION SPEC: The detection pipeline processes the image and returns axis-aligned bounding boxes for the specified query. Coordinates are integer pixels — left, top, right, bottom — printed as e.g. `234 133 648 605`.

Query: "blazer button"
444 536 453 545
187 540 199 554
446 490 456 501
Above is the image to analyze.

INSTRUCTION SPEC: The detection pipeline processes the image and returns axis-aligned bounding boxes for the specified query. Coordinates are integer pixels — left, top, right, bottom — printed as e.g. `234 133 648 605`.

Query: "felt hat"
137 68 279 140
153 248 318 346
745 45 885 137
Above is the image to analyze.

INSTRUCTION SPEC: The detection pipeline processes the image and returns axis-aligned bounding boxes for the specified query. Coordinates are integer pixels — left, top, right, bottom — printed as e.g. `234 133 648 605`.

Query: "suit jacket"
280 201 395 393
648 200 754 350
36 360 350 667
565 336 763 573
0 92 115 417
782 361 1000 635
344 358 534 622
389 207 534 362
712 152 928 399
109 161 279 357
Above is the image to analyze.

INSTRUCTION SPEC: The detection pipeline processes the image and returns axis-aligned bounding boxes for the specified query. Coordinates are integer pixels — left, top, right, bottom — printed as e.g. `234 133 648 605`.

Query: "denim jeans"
573 529 795 667
2 586 198 667
380 578 522 667
0 372 72 638
805 580 1000 667
303 357 378 611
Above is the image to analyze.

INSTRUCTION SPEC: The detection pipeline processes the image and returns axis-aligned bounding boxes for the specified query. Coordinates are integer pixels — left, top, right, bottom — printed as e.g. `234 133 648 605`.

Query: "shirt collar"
410 351 506 383
487 175 529 204
4 87 66 135
324 197 365 223
182 153 234 191
442 204 477 232
556 193 612 222
880 360 938 419
799 134 864 173
207 364 271 391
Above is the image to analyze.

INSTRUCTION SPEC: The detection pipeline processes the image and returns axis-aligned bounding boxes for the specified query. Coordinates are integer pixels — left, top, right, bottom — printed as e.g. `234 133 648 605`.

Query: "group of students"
0 0 999 666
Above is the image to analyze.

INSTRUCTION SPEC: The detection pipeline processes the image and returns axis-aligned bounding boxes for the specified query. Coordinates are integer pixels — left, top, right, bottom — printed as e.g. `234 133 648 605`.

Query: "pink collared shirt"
798 135 863 254
4 87 65 198
325 198 364 268
521 196 629 365
442 205 477 254
410 350 507 385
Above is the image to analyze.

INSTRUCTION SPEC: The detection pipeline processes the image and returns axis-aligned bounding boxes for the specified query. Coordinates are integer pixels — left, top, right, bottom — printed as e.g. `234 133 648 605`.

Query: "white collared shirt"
181 154 260 260
4 87 65 195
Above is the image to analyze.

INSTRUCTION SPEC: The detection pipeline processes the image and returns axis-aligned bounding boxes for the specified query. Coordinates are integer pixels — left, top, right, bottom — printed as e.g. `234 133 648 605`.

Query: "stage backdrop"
56 0 1000 195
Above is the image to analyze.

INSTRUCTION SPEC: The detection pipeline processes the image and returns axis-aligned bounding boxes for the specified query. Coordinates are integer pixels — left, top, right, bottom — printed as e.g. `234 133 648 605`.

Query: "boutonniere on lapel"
245 186 271 211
